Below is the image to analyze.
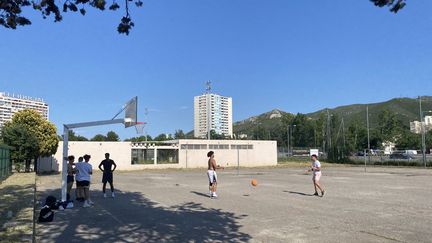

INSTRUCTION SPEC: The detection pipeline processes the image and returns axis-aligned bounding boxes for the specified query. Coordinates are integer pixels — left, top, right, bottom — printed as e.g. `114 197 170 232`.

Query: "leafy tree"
1 123 39 171
174 130 186 139
252 125 267 140
64 130 88 141
426 130 432 153
106 131 120 141
378 109 404 143
210 130 227 140
0 0 143 34
124 135 152 142
154 133 168 141
370 0 407 13
395 130 421 150
1 109 59 171
91 134 107 141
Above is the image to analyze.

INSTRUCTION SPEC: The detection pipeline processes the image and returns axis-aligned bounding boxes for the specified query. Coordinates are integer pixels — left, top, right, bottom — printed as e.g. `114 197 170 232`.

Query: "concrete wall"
40 140 277 172
179 140 277 169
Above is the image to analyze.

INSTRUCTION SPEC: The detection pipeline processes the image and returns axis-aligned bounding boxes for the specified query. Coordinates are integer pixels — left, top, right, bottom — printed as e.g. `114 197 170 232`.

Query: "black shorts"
67 175 74 184
76 180 90 187
102 172 113 184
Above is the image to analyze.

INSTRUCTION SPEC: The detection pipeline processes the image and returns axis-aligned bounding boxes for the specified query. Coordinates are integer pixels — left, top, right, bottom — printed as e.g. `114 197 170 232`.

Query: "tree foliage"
370 0 407 13
91 134 107 141
66 130 89 141
0 0 143 34
1 109 59 171
106 131 120 141
174 130 186 139
1 1 407 34
1 123 39 165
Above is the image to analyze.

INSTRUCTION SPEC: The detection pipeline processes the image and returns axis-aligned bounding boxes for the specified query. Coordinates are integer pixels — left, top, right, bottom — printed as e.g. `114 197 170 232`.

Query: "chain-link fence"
0 144 12 182
278 147 432 167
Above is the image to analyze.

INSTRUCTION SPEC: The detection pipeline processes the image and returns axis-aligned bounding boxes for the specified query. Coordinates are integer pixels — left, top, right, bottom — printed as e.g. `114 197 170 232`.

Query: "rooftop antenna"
206 80 212 94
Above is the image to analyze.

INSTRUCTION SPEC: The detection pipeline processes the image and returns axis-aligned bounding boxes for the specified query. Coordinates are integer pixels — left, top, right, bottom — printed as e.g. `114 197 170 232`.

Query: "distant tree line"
245 109 432 161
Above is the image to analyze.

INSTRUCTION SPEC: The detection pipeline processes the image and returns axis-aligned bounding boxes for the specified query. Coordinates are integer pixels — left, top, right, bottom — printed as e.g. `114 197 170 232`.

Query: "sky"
1 0 432 139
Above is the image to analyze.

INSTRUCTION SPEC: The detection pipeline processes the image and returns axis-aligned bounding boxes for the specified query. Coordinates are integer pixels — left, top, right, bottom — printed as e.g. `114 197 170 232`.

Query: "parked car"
389 153 414 160
355 151 366 156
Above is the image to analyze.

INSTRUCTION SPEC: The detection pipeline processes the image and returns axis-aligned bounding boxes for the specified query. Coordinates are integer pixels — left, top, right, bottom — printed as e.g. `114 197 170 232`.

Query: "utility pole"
326 109 332 157
366 106 371 163
419 96 427 168
342 118 346 150
287 126 290 156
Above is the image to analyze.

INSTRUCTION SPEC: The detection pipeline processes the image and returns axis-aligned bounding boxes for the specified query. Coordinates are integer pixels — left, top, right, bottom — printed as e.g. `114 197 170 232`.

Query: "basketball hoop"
135 122 146 135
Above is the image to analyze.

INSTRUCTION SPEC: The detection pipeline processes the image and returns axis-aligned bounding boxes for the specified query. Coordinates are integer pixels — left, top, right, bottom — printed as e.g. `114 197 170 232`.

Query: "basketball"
251 179 258 186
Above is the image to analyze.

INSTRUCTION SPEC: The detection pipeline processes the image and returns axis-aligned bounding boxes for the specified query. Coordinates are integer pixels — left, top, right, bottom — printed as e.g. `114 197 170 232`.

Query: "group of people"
65 150 323 205
67 153 118 207
206 151 325 198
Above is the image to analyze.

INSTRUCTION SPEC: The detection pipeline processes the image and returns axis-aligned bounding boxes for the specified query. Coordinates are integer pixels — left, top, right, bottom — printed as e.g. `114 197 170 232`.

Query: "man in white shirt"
75 154 93 207
308 154 325 197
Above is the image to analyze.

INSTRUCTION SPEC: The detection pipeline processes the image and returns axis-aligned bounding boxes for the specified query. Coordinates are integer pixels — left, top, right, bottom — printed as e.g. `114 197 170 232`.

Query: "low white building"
38 139 277 172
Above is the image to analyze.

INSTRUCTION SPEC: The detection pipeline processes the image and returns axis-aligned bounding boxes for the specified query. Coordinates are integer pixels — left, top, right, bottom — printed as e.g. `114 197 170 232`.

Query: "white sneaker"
103 193 107 198
212 193 218 198
83 201 91 208
111 192 115 198
88 199 95 205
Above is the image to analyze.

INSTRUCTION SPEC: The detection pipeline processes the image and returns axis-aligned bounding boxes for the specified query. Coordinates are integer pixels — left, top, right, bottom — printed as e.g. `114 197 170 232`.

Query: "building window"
157 149 179 164
209 144 229 150
131 149 154 165
181 144 207 150
231 144 252 150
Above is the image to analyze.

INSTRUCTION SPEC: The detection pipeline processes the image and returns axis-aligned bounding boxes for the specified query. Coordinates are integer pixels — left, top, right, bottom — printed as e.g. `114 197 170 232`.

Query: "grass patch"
0 172 35 242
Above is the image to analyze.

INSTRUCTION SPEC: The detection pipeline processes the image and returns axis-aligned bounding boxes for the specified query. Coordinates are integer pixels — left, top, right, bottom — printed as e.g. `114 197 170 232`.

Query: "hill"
306 96 432 128
233 96 432 137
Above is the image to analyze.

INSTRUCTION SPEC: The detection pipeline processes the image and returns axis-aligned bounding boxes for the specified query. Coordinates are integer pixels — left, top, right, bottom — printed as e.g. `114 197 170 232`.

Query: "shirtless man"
207 151 224 198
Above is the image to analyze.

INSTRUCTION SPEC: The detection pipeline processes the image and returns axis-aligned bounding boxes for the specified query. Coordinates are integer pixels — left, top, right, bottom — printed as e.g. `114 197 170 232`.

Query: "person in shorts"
75 154 93 207
75 157 84 201
98 153 117 198
308 154 325 197
207 151 224 198
66 155 75 201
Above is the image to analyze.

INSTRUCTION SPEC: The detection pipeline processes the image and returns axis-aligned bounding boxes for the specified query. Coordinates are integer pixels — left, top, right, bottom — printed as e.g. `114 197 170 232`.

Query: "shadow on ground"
37 188 251 242
0 174 35 242
283 191 314 197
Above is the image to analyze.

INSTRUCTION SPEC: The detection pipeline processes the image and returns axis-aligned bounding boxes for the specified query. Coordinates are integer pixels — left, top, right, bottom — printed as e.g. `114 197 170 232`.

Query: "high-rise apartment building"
194 93 232 139
0 92 49 128
410 116 432 134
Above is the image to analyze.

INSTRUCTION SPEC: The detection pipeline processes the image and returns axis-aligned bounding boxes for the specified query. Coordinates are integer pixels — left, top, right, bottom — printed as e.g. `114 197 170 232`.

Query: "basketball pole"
61 118 125 202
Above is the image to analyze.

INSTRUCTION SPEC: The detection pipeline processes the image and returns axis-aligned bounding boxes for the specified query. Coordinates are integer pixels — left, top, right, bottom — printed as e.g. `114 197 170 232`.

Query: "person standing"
75 154 93 207
308 154 325 197
75 157 84 202
98 153 117 198
66 155 75 201
207 151 224 198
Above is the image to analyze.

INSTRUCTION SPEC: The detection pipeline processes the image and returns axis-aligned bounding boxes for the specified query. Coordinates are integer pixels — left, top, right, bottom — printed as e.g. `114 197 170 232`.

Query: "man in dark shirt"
98 153 117 198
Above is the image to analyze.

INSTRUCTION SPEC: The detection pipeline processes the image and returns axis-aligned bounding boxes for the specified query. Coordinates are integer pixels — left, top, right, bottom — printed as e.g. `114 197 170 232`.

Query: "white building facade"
0 92 49 128
38 139 277 172
410 116 432 134
194 93 233 138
